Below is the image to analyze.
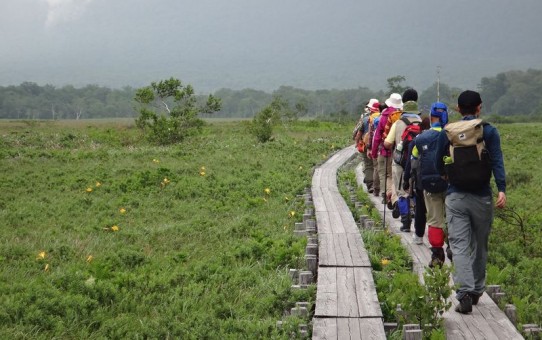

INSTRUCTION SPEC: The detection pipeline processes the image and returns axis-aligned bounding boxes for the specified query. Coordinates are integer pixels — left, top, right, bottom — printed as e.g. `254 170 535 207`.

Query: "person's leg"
413 189 426 237
360 152 373 190
425 191 447 266
469 194 494 297
372 158 380 196
446 192 476 299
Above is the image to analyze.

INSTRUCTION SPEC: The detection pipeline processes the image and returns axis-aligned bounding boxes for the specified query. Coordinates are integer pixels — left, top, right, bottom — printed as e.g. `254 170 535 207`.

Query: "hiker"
411 103 451 264
354 99 379 192
435 90 507 314
383 88 422 232
371 94 402 206
367 102 383 197
403 115 430 245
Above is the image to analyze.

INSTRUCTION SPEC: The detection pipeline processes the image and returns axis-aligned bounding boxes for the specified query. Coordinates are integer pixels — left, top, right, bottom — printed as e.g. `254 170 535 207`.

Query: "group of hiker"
352 88 507 314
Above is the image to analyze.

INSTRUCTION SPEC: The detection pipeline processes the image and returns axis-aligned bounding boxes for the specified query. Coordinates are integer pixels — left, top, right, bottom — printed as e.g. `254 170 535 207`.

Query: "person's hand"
496 192 506 209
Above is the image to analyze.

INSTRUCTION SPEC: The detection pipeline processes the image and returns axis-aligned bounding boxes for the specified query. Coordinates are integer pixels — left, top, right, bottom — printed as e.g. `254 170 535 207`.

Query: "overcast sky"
1 0 541 93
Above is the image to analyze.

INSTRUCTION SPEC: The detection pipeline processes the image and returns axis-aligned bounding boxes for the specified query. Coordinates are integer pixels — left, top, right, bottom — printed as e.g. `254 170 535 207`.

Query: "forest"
1 69 541 121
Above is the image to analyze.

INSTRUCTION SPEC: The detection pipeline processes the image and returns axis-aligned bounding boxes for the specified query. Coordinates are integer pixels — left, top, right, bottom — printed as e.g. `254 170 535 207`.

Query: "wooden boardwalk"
311 145 386 339
353 154 524 339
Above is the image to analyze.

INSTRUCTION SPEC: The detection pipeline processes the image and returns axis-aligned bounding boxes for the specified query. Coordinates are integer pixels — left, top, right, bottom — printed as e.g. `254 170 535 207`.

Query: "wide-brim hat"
385 93 403 110
366 98 379 108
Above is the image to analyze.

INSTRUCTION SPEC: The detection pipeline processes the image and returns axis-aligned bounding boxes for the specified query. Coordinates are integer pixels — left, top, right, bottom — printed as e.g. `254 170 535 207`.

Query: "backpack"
393 117 421 168
415 129 448 193
444 119 492 190
382 109 402 140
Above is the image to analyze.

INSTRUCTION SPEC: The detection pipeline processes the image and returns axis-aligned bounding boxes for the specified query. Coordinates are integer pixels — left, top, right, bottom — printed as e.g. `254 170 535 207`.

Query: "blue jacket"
435 115 506 196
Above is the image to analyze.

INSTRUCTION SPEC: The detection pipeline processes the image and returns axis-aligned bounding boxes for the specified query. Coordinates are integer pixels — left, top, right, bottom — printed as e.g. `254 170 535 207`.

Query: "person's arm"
371 115 386 158
484 125 507 208
383 122 396 150
435 130 449 177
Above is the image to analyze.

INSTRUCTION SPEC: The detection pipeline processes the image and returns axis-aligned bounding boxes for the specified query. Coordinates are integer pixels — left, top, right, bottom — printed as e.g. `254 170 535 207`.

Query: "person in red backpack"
383 89 422 232
371 94 402 205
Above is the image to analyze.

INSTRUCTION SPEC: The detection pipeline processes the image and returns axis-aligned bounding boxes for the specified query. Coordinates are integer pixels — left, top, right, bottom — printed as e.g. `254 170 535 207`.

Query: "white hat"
385 93 403 110
366 98 379 108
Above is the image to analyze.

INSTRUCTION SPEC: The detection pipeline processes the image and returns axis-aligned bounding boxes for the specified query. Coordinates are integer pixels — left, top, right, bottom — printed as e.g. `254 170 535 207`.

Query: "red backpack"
392 117 422 168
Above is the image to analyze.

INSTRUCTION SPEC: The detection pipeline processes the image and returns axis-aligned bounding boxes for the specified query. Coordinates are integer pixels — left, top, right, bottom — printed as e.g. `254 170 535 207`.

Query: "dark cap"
457 90 482 108
402 88 418 102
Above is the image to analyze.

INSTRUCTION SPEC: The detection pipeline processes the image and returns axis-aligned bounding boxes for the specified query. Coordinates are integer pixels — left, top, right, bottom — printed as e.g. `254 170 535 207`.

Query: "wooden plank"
312 317 338 340
315 267 338 317
313 318 386 340
312 188 327 213
353 268 383 318
316 268 382 318
318 233 338 266
316 211 333 234
337 268 359 317
318 234 371 267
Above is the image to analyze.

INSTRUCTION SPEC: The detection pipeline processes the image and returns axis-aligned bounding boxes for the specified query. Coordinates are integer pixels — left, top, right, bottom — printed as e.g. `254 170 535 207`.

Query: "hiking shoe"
387 200 394 210
412 235 423 245
429 247 445 268
455 294 473 314
392 203 400 218
469 293 482 305
446 247 453 262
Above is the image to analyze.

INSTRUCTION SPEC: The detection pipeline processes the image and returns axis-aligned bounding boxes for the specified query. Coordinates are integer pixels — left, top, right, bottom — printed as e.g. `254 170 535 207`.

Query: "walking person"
354 99 379 192
383 89 422 231
435 90 507 314
413 102 450 264
371 94 402 206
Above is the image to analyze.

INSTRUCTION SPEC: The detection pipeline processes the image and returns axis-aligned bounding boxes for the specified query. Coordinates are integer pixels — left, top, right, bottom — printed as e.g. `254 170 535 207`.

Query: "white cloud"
44 0 94 27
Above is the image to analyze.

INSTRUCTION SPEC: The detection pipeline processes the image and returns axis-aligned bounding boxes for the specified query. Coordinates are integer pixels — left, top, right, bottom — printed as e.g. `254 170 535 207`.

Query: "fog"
1 0 541 92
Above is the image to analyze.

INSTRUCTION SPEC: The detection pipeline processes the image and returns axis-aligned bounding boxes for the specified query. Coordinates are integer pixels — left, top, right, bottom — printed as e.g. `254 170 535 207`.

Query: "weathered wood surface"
354 159 523 340
312 317 387 340
318 233 371 267
311 146 385 339
314 267 382 318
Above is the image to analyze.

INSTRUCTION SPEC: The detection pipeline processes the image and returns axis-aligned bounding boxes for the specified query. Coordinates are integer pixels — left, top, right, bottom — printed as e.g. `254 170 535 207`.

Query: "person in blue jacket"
435 90 507 314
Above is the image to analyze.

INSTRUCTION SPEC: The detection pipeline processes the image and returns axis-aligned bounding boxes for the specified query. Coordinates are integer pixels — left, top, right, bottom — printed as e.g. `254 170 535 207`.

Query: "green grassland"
0 119 351 339
0 120 540 338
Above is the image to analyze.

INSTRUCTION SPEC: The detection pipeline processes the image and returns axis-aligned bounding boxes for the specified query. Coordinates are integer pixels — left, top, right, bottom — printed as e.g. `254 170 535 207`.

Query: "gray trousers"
445 192 494 299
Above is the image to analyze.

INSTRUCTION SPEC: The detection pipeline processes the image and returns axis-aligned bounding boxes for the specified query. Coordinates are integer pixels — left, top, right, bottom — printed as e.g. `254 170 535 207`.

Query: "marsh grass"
0 119 348 338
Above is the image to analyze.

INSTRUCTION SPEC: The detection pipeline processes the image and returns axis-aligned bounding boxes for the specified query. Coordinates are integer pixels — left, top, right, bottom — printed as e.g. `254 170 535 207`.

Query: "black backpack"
444 119 492 190
415 129 448 193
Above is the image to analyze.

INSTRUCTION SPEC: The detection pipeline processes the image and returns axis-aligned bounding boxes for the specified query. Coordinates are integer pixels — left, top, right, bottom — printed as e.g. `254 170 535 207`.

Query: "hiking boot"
455 294 473 314
392 202 400 218
429 247 445 268
399 215 411 232
387 200 394 210
412 234 423 245
446 247 453 262
469 293 482 305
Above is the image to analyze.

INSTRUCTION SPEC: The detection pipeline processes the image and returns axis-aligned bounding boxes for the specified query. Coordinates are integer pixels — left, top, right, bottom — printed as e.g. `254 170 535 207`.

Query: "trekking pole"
382 156 387 229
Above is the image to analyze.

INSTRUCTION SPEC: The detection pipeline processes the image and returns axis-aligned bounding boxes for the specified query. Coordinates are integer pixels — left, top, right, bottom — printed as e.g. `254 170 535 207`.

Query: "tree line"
1 69 541 120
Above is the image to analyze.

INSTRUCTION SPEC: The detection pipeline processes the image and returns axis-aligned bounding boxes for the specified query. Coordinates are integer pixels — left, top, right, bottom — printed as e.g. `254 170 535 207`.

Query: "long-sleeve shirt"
371 107 395 158
435 115 506 196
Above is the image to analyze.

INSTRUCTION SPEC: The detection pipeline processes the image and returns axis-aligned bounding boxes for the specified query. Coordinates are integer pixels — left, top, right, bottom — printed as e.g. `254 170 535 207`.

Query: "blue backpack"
415 129 448 193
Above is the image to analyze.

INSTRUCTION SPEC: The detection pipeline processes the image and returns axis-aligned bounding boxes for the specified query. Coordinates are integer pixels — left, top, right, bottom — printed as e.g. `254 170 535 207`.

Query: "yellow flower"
200 171 206 177
298 166 303 170
119 208 126 214
37 251 46 260
44 263 50 272
200 166 206 171
153 159 160 163
95 181 101 187
284 196 290 202
264 188 271 195
289 211 296 218
86 255 93 263
163 177 170 184
86 187 93 193
111 225 119 232
381 258 391 266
